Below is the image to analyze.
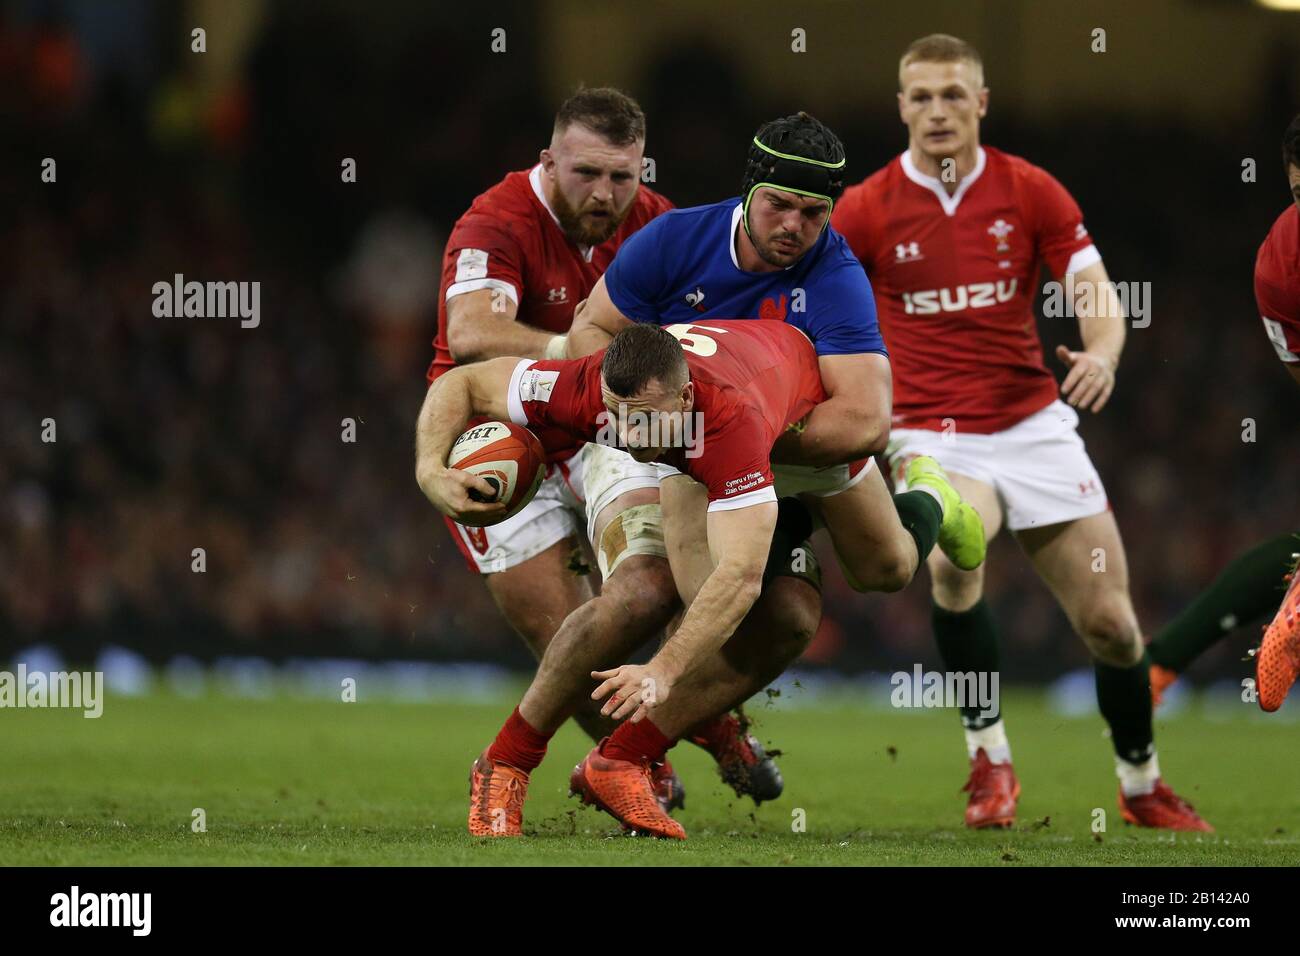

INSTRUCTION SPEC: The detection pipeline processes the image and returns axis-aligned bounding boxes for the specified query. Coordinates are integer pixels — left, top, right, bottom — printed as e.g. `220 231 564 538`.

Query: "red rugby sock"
599 717 673 764
684 713 735 752
487 707 551 772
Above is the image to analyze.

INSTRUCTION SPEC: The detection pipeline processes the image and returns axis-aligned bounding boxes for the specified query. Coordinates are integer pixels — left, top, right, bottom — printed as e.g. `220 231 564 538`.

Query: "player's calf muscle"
731 578 820 677
484 544 592 658
653 580 821 738
519 559 677 732
521 598 641 732
929 556 985 611
815 470 919 592
831 528 916 593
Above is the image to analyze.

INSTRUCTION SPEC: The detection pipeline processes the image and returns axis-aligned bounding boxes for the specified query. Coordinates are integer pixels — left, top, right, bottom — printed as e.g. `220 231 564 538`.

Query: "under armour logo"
895 241 921 262
1078 479 1100 496
547 287 567 303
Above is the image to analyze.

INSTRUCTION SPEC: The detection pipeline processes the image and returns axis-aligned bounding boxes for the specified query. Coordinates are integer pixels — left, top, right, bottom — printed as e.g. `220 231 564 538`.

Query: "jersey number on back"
664 323 730 357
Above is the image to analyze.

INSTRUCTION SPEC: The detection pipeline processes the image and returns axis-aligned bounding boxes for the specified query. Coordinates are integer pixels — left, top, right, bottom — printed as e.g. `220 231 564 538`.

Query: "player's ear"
977 88 990 119
897 90 907 124
539 148 555 173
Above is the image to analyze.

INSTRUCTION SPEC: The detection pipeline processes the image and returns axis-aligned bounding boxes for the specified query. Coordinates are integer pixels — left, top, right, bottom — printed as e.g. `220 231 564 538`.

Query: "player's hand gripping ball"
446 421 546 527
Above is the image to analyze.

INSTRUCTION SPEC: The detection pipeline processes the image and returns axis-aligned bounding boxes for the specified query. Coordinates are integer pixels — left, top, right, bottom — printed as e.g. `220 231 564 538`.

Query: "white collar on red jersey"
900 146 987 217
529 164 594 262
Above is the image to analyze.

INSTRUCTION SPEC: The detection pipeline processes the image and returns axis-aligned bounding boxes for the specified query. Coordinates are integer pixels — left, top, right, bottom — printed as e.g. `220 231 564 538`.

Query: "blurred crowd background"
3 0 1299 681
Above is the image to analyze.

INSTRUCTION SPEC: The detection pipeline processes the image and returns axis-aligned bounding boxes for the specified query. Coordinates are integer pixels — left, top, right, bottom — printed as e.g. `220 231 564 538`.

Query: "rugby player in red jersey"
421 88 783 816
1146 113 1300 708
422 320 957 838
832 34 1210 830
1249 116 1300 711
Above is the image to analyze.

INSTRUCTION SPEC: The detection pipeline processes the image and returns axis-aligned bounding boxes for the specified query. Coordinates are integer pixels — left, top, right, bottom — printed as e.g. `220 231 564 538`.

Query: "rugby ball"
447 421 546 527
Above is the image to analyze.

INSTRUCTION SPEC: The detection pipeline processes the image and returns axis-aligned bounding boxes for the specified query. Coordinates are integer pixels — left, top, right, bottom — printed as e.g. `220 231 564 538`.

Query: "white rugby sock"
965 722 1011 764
1116 751 1161 797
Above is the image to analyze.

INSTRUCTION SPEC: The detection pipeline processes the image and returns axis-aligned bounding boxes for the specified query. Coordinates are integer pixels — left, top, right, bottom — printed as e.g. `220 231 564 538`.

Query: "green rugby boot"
903 456 986 571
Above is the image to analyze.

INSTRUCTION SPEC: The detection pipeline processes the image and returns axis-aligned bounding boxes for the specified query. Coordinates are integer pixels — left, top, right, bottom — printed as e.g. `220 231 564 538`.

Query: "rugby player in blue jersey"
569 112 985 603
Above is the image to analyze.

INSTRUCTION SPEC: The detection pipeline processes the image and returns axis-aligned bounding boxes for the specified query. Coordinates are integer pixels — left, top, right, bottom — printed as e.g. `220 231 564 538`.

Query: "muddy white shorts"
772 457 875 499
888 400 1108 532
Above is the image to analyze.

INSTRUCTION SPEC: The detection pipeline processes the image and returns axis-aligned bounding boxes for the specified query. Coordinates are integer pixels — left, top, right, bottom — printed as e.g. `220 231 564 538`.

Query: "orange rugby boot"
1149 663 1179 709
569 745 687 840
467 749 529 837
1257 561 1300 713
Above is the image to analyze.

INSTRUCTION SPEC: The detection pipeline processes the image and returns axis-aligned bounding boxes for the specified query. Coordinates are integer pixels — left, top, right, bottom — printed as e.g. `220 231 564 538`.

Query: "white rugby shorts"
888 399 1108 532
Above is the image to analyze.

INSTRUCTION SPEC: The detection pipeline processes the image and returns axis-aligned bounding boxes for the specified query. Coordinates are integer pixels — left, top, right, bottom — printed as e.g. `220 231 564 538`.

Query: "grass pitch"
2 687 1297 866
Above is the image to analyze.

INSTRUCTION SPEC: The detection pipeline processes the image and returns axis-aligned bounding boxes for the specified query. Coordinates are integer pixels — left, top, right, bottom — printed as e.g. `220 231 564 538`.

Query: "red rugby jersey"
428 165 671 382
505 320 823 511
832 146 1097 433
1255 204 1300 365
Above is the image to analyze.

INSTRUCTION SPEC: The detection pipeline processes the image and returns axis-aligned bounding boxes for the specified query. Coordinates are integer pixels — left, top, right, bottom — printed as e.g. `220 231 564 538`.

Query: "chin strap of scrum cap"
741 136 845 240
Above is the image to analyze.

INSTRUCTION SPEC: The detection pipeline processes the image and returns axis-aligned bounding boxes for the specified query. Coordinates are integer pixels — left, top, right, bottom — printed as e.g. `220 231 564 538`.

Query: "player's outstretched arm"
772 352 892 467
1054 259 1124 412
414 357 519 523
591 500 777 722
446 288 567 364
566 275 633 357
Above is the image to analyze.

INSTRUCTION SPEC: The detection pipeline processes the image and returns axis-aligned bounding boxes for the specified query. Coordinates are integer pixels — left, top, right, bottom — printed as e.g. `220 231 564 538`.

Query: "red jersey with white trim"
428 165 672 383
506 321 823 510
832 146 1098 433
1255 204 1300 364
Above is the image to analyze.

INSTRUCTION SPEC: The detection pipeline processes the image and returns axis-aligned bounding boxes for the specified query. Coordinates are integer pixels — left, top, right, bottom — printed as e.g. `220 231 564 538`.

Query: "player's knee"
1077 603 1141 666
876 555 915 593
846 546 913 594
603 554 679 629
765 579 821 656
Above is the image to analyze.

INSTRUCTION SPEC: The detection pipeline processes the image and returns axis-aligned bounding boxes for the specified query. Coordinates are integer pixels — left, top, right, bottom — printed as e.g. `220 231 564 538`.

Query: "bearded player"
832 34 1209 831
424 87 780 812
1148 114 1300 711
